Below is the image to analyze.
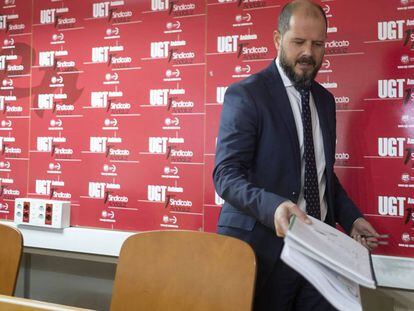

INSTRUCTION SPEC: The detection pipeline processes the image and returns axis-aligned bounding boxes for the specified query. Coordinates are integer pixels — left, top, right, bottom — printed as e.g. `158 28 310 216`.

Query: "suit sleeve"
333 174 363 233
327 92 363 233
213 84 289 230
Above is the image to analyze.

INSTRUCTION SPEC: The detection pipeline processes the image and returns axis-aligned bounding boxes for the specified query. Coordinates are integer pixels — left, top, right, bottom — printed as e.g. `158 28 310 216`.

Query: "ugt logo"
403 28 414 50
404 147 414 168
405 207 414 226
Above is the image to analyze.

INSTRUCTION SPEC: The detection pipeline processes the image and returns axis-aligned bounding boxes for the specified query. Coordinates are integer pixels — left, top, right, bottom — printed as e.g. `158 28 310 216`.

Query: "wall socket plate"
14 198 71 229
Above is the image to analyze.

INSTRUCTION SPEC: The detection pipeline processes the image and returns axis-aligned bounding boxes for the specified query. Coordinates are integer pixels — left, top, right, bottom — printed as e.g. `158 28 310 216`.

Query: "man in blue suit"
213 0 379 310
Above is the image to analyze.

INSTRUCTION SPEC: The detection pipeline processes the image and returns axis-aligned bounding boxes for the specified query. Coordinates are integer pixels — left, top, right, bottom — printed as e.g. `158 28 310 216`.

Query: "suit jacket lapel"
311 83 334 171
262 61 301 177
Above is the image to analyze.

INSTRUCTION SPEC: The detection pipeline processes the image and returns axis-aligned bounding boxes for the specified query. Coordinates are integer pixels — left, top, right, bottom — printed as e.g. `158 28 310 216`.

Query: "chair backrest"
110 230 256 311
0 224 23 296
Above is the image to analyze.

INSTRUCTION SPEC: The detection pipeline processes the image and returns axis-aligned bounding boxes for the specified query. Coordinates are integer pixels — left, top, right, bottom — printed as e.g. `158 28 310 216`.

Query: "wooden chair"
110 230 256 311
0 224 23 296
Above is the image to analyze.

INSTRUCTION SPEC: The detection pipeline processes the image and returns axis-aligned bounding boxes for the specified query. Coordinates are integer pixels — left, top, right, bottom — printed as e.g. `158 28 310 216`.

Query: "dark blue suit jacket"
213 60 362 290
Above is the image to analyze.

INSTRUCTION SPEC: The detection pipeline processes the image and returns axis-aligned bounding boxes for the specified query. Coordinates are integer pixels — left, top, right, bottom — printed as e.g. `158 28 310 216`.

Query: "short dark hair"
278 0 327 35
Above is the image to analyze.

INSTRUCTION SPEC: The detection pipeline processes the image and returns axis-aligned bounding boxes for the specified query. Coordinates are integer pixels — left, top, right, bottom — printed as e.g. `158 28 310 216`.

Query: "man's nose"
302 42 313 56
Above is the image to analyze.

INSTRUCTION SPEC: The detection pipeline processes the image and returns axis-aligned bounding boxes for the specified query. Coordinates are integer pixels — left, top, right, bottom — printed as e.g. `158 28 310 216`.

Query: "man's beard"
279 46 321 91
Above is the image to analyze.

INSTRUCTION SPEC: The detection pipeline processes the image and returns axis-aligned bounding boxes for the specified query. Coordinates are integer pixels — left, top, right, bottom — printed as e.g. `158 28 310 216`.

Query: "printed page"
281 244 362 311
286 215 375 288
286 239 367 287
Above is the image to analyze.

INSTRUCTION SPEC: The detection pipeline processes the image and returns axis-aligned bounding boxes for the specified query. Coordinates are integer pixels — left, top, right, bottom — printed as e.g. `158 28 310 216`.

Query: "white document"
281 215 376 311
281 244 362 311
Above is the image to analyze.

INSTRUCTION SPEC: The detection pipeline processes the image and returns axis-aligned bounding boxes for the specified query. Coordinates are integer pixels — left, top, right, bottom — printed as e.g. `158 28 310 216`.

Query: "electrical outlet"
23 201 30 223
14 198 70 228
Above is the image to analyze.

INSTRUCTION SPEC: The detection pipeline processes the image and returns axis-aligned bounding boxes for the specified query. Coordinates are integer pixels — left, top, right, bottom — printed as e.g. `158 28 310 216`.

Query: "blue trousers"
253 258 336 311
218 224 336 311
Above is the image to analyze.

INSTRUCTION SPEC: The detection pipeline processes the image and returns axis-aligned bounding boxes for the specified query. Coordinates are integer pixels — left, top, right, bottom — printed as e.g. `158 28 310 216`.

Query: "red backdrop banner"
0 0 413 257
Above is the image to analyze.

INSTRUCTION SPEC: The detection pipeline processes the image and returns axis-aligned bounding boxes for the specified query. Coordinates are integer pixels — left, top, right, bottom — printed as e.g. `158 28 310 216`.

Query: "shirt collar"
275 57 294 88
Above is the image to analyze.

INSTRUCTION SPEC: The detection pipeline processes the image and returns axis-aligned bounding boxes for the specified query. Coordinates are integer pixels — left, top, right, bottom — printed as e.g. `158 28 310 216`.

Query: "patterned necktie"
299 88 321 219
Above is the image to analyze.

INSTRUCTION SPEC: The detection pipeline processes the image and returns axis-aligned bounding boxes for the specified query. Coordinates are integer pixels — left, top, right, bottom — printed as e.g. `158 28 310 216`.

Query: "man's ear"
273 30 282 51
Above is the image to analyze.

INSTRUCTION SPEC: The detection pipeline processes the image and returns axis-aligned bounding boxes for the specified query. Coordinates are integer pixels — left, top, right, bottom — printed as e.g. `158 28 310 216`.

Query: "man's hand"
274 201 311 237
350 217 379 250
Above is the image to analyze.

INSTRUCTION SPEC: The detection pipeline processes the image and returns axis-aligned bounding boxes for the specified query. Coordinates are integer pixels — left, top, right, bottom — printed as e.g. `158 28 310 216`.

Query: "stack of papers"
281 215 376 311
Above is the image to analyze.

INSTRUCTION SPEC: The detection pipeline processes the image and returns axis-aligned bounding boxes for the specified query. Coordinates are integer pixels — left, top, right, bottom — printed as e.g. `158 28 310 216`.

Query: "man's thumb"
291 204 312 224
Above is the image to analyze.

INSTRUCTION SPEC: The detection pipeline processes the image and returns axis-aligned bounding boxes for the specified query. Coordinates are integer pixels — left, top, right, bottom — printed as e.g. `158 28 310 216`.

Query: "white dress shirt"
275 58 327 221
